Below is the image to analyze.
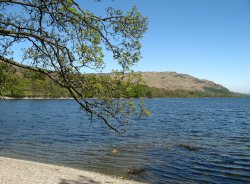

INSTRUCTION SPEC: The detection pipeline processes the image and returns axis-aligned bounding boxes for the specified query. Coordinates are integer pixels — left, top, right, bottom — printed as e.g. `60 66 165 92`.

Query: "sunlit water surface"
0 98 250 184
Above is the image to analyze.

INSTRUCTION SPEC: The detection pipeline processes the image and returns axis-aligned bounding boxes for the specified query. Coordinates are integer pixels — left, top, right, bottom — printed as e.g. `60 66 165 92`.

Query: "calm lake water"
0 98 250 184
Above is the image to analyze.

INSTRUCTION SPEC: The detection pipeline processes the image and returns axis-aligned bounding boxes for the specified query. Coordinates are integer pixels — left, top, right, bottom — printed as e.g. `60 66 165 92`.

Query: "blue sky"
82 0 250 93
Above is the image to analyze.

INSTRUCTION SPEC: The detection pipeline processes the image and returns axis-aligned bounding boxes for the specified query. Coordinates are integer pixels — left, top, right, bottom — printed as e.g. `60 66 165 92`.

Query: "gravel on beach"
0 156 144 184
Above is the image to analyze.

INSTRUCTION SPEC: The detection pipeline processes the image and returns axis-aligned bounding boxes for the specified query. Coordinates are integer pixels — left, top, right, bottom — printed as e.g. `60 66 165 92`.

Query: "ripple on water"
0 98 250 183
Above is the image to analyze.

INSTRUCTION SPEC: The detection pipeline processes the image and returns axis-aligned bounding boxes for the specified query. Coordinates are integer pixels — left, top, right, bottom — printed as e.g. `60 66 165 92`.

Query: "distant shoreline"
0 96 249 100
0 96 74 100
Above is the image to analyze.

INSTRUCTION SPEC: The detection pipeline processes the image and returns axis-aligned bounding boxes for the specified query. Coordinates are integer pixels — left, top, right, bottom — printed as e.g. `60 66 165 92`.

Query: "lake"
0 98 250 184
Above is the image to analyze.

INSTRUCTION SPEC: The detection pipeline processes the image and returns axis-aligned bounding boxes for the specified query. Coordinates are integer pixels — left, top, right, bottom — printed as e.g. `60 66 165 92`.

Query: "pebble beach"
0 157 144 184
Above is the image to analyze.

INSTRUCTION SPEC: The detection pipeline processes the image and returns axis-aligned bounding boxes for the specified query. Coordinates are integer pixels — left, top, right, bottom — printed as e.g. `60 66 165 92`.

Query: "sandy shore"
0 157 145 184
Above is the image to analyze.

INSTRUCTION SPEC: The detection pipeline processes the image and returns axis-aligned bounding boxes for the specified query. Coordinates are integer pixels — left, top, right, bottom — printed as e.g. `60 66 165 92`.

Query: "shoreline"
0 96 248 100
0 156 144 184
0 96 74 100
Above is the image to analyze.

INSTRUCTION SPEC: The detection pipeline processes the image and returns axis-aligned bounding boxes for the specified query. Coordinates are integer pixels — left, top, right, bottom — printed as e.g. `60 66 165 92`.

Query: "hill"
140 72 230 93
135 72 243 98
0 62 243 98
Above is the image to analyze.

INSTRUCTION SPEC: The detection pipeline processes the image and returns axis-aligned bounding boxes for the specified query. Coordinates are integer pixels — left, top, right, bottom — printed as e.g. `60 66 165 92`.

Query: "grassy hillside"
0 62 243 98
140 72 229 92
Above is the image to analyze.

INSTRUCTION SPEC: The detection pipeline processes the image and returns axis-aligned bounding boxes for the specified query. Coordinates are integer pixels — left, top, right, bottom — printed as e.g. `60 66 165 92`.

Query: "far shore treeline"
0 62 244 98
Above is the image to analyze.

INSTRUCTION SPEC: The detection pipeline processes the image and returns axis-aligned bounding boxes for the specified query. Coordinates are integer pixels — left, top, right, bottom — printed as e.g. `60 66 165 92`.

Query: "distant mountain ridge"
140 72 230 93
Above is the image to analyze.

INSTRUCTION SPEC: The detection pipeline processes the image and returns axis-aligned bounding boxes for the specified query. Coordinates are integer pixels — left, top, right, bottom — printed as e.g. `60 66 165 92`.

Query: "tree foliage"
0 0 149 132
